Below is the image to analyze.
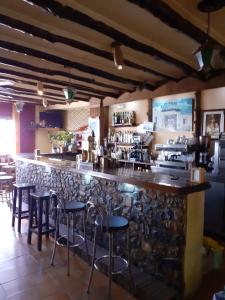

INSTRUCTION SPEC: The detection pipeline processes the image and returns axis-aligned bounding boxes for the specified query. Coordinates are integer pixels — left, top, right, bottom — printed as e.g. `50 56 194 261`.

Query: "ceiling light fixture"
15 101 24 113
37 81 44 96
63 87 76 104
112 42 124 70
62 67 77 104
193 1 225 76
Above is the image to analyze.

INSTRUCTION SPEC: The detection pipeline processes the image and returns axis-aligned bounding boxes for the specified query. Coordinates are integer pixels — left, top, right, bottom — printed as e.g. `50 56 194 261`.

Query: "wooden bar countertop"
16 154 210 195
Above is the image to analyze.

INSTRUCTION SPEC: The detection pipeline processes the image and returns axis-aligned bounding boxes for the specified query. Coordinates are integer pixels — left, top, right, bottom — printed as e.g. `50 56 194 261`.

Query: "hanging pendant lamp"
112 42 124 70
15 101 24 113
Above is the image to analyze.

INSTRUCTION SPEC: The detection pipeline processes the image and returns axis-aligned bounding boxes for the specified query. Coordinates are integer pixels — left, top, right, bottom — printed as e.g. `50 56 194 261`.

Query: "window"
0 119 16 155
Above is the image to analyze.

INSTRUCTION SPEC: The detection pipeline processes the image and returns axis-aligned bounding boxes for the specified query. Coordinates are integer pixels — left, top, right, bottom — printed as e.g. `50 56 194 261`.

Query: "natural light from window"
0 119 16 155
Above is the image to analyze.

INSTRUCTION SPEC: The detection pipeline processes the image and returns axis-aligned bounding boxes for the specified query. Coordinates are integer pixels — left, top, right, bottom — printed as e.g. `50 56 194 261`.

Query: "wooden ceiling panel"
0 0 224 105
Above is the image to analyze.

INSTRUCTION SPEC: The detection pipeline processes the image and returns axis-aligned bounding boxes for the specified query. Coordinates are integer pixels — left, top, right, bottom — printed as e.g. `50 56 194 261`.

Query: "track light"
37 81 44 96
42 98 48 108
112 42 124 70
15 101 24 113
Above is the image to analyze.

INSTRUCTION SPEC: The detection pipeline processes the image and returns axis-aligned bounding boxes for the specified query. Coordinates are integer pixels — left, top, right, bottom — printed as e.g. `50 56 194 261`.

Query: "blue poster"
152 98 193 132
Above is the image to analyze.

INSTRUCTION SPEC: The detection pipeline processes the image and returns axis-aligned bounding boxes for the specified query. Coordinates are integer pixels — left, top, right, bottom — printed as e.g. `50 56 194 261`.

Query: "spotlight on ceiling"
63 87 76 104
42 98 48 108
112 42 124 70
37 81 44 96
15 101 24 113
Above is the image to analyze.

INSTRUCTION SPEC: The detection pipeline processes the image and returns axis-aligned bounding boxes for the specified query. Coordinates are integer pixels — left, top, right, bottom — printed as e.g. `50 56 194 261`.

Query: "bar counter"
16 154 210 195
15 154 210 298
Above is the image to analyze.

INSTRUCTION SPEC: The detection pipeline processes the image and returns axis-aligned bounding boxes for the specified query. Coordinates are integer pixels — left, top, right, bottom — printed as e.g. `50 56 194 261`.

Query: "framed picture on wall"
152 98 193 132
202 110 224 139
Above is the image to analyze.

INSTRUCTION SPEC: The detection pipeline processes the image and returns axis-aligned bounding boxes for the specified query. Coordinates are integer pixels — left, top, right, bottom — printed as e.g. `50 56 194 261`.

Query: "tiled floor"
0 203 136 300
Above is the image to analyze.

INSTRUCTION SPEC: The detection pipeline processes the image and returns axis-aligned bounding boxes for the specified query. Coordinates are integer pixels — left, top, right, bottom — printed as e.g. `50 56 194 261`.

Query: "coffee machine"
197 136 211 168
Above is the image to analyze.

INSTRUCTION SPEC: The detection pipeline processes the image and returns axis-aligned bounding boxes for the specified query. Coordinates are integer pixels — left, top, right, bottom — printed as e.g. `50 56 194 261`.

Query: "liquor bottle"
122 112 125 124
117 112 120 125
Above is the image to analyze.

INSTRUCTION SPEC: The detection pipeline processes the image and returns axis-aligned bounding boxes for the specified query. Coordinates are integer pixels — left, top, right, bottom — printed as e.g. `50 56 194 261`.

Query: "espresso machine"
197 136 211 168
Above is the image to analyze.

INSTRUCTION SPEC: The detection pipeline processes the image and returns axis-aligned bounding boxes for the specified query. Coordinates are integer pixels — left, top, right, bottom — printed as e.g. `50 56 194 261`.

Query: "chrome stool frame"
86 203 133 299
50 196 89 276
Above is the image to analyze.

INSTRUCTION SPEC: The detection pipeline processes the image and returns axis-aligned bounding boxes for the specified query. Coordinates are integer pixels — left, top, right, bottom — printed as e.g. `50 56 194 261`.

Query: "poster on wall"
152 98 193 132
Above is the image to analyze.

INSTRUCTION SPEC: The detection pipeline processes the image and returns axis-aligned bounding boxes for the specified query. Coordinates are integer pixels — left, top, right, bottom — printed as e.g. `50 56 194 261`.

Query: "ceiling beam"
0 94 60 104
0 67 120 98
23 0 198 76
127 0 225 48
0 13 177 81
0 90 88 103
0 74 111 98
0 85 89 101
0 40 155 90
0 53 129 93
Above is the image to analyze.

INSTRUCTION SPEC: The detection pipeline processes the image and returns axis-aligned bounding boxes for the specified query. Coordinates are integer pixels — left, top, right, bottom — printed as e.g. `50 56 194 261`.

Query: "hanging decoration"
15 101 24 113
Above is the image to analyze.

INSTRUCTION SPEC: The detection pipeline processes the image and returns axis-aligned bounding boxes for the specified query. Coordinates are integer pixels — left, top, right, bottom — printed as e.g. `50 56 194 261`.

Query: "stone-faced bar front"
16 159 203 297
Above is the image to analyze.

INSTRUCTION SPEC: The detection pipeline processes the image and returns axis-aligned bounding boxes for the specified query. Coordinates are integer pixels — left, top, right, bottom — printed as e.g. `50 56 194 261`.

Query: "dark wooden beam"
0 90 88 102
1 85 89 100
0 55 128 93
0 74 115 98
0 97 39 104
0 67 118 98
0 95 54 105
127 0 225 49
0 40 155 90
0 14 177 81
23 0 197 76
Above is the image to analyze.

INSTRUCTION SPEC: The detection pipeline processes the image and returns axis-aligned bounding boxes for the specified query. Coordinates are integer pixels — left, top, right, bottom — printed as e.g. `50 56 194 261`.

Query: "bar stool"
12 183 35 233
51 199 89 276
87 208 132 300
28 191 56 251
0 175 14 203
2 165 16 178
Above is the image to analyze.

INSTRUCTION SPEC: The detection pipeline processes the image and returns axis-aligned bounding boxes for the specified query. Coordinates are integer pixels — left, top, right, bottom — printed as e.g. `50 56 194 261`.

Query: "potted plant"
48 131 73 153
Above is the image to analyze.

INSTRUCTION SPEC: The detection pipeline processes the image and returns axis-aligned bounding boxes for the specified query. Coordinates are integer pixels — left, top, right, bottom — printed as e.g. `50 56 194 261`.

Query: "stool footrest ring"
56 234 85 248
94 255 128 275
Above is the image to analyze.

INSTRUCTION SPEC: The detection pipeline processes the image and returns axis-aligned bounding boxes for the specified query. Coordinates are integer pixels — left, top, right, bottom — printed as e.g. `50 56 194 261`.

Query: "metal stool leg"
127 227 134 292
67 213 70 276
51 209 59 266
109 232 113 300
73 212 76 256
82 211 90 264
87 226 97 294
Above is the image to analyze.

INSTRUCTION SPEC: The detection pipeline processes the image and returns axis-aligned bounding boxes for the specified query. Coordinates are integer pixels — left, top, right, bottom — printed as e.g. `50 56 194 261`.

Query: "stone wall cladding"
16 160 186 288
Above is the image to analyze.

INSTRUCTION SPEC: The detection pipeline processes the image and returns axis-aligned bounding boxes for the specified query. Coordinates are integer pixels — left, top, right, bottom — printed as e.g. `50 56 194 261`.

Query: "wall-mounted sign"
152 98 193 132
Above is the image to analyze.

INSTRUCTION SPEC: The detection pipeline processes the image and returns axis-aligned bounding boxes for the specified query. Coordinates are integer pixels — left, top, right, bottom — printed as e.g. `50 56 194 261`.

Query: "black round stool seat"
30 191 50 199
58 201 85 212
95 215 129 232
13 183 35 190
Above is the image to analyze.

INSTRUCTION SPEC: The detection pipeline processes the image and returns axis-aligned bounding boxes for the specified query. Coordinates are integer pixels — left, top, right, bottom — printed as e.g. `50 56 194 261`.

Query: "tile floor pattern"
0 203 136 300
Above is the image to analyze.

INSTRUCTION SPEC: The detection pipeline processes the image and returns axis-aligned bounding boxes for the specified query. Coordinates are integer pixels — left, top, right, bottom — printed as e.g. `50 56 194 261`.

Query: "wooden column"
195 91 201 137
100 100 109 145
12 105 21 154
